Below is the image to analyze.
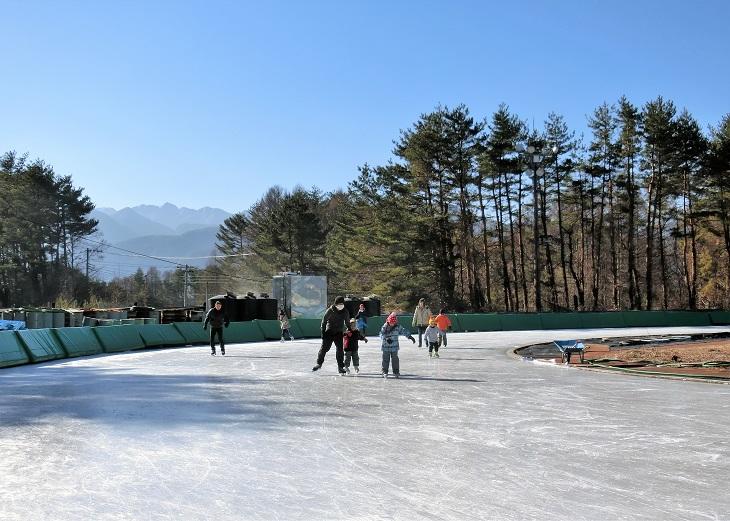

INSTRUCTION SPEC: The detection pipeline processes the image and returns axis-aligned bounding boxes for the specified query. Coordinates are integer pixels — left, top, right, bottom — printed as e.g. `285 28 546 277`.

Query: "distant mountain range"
90 204 232 280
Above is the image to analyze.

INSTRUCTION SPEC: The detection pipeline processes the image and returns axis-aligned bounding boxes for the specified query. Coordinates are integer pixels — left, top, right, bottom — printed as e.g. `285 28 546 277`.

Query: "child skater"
278 308 294 342
379 312 415 378
343 318 368 374
424 317 441 358
434 308 452 348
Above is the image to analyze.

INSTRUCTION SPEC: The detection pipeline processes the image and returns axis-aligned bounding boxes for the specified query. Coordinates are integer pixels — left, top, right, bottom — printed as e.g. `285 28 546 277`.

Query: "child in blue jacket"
379 312 415 378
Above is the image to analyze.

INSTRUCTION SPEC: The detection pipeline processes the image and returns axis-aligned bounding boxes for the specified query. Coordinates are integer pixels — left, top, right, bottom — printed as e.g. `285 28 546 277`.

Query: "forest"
3 95 730 312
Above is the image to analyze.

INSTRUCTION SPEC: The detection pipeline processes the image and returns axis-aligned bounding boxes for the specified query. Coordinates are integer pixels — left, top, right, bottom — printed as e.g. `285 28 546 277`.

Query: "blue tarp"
0 320 26 331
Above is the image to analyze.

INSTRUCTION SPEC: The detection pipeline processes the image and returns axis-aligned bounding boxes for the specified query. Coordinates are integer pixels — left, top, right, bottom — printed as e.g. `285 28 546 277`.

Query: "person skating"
411 298 432 348
343 318 368 374
355 303 368 337
312 296 350 374
203 300 230 355
434 308 452 348
380 312 415 378
278 308 294 342
424 318 441 358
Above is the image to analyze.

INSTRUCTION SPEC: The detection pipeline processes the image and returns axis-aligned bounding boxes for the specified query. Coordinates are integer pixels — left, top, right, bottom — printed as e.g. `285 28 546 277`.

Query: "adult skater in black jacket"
312 295 350 374
203 300 230 355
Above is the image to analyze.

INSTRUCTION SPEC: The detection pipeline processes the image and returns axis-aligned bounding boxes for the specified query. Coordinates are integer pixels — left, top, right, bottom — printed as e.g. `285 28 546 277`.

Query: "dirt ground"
590 338 730 364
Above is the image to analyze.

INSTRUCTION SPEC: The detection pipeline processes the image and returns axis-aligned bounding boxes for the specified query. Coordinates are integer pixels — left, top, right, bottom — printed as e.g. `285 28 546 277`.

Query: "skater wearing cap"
411 298 432 348
343 318 368 374
203 300 230 355
380 312 415 378
312 296 350 374
424 318 441 358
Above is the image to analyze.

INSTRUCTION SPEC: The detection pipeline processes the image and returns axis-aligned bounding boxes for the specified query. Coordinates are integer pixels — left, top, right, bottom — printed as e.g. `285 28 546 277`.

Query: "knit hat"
386 312 398 325
334 296 345 305
429 318 437 326
349 318 356 323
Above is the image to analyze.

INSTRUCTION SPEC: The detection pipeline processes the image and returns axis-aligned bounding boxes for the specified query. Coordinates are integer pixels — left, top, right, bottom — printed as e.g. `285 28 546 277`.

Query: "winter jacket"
355 310 368 330
380 323 414 353
412 305 432 327
321 305 350 336
424 325 440 344
204 308 229 329
343 329 367 351
434 314 452 331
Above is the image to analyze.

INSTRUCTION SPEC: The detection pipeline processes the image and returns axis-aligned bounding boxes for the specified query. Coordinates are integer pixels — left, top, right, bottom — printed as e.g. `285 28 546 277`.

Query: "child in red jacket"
343 318 368 374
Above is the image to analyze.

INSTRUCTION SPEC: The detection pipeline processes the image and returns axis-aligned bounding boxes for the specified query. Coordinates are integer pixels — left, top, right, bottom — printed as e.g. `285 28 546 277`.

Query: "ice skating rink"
2 327 729 521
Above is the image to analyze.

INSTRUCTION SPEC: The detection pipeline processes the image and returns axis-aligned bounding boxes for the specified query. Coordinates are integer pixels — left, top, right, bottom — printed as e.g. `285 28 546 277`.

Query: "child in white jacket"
424 318 441 358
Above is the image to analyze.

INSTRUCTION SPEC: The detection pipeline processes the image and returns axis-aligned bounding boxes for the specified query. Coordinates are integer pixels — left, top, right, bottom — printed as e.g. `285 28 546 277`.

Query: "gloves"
364 338 368 343
409 336 416 344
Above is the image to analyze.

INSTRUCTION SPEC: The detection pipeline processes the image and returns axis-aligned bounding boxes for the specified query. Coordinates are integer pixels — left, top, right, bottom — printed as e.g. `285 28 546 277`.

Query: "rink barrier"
622 311 669 327
0 330 30 367
255 320 284 340
16 329 67 362
172 322 210 344
576 312 627 329
664 311 712 327
709 311 730 325
498 313 543 331
455 314 501 332
539 313 582 330
289 318 319 338
93 325 146 353
226 321 266 343
135 324 187 348
52 327 104 357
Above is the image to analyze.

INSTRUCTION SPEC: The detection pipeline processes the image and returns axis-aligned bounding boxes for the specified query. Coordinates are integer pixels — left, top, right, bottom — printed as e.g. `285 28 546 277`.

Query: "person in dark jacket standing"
355 303 368 336
203 300 230 356
312 295 350 374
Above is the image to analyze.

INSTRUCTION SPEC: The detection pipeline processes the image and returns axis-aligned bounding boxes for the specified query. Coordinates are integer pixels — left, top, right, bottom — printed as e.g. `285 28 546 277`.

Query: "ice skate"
338 369 347 376
394 373 400 378
345 367 350 374
221 349 225 356
354 366 359 374
280 338 285 343
312 364 321 371
434 352 440 358
382 372 388 378
211 350 216 356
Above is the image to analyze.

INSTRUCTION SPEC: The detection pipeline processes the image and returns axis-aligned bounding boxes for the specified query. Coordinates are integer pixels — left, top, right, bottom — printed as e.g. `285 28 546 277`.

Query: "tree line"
4 95 730 313
218 97 730 312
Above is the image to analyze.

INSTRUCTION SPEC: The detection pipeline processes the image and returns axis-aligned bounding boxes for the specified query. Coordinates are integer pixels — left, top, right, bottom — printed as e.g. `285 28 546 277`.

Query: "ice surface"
1 326 729 520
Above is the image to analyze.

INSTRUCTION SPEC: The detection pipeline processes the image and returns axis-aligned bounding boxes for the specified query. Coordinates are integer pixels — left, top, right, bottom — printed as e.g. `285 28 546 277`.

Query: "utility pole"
183 264 189 307
86 248 90 281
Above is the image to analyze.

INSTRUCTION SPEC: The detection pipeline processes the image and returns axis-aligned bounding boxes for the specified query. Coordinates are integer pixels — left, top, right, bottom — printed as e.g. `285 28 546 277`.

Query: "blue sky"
2 0 729 214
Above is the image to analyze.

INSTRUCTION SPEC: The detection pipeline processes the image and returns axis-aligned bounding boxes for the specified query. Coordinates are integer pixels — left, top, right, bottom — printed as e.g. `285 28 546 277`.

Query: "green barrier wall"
367 316 386 336
256 320 284 340
538 313 583 330
396 314 414 333
52 327 103 357
498 313 543 331
173 322 210 344
709 311 730 325
664 311 712 327
447 315 464 333
291 318 321 338
226 322 266 343
622 311 669 327
135 324 187 348
577 312 628 329
456 314 501 331
93 325 146 353
0 331 30 367
17 329 66 362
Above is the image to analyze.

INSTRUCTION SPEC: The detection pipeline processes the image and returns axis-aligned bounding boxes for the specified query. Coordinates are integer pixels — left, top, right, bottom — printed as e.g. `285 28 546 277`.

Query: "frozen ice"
1 326 730 520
